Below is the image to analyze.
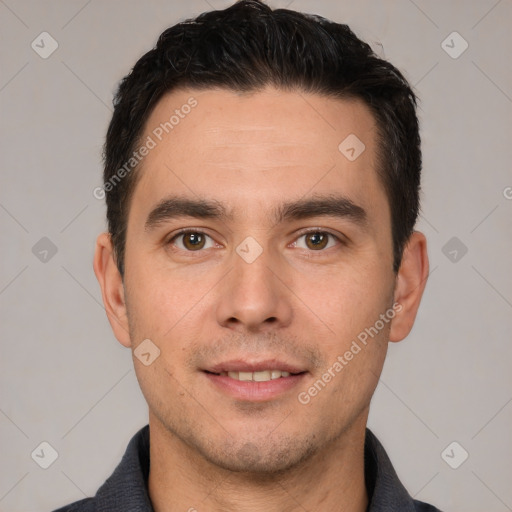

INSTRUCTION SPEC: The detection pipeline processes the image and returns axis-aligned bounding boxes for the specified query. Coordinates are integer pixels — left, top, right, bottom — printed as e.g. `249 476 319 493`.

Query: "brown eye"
170 231 214 251
294 231 339 252
305 232 329 250
182 232 206 250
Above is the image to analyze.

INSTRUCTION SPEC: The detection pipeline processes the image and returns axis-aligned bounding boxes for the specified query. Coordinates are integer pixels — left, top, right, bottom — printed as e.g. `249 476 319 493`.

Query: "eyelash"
166 228 344 254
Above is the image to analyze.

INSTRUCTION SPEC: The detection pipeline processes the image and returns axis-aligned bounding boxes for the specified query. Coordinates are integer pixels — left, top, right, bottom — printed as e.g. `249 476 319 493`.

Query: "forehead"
129 86 387 226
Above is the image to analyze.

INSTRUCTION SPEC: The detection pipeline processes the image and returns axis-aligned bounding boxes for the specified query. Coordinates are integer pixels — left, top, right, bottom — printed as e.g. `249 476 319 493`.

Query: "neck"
148 413 369 512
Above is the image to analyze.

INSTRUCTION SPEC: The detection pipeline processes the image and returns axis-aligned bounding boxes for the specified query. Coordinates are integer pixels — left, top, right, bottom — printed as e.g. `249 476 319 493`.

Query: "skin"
94 86 429 512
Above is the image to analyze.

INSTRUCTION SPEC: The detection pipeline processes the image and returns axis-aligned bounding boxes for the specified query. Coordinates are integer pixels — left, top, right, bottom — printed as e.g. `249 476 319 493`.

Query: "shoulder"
413 499 444 512
51 497 95 512
364 428 444 512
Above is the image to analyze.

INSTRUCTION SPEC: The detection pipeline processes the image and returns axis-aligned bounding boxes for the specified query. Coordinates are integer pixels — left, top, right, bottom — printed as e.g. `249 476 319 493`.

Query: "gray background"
1 0 511 510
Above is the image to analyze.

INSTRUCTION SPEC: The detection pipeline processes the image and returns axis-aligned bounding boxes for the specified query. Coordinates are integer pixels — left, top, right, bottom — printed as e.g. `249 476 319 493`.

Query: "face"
96 86 423 474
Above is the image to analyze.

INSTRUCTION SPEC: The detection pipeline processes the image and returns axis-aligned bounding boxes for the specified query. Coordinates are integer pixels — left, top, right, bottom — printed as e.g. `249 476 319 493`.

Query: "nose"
215 244 293 333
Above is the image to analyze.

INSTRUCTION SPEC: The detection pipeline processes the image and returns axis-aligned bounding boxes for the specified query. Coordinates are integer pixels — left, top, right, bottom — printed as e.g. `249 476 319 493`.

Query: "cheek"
297 259 393 343
124 261 218 381
309 263 393 412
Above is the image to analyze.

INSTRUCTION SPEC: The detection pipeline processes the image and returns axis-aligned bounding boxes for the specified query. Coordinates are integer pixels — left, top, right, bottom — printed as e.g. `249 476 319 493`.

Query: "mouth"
202 360 308 401
209 369 294 382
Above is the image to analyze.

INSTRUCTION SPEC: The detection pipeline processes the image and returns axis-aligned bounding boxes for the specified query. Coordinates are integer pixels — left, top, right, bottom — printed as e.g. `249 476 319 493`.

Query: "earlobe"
389 231 429 343
93 232 131 348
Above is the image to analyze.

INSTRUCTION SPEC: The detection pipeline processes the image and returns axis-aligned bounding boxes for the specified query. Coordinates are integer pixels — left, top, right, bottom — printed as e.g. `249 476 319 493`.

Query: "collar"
364 428 423 511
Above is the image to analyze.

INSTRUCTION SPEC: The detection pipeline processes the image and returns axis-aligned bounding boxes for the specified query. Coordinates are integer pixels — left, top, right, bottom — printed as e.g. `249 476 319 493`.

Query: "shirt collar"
363 428 419 511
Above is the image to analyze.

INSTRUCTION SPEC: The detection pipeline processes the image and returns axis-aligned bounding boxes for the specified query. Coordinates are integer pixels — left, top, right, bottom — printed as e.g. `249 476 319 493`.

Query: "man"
55 0 441 510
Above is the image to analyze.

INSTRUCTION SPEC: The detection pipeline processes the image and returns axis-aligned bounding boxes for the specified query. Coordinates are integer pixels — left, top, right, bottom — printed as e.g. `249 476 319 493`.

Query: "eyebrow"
144 194 367 232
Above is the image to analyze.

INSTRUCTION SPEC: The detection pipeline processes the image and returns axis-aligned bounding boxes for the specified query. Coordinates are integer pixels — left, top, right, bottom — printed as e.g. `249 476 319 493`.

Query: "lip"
202 359 308 402
203 371 307 402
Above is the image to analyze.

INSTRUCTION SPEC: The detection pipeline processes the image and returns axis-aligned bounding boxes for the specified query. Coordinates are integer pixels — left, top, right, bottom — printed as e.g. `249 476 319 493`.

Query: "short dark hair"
103 0 421 277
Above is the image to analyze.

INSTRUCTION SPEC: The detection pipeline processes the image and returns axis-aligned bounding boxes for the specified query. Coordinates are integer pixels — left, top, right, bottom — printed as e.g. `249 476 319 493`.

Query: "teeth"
220 370 294 382
254 370 271 382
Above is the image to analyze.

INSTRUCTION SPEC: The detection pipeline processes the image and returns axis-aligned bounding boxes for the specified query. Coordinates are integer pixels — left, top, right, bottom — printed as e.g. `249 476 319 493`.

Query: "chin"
193 434 320 475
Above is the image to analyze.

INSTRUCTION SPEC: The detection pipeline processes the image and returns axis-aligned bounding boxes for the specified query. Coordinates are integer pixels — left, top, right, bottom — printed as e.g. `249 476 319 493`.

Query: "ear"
389 231 429 342
93 232 131 348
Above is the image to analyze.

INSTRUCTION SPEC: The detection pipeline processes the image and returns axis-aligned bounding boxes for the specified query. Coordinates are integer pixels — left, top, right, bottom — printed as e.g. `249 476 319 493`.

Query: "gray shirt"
52 425 443 511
